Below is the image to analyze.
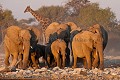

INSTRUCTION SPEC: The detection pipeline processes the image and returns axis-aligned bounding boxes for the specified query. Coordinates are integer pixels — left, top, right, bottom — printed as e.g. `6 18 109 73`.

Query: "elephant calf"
28 44 47 69
51 39 67 68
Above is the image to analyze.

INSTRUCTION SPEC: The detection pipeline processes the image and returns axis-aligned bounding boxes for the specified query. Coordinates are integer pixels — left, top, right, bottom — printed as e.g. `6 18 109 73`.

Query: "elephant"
87 24 108 69
70 27 82 53
45 22 78 44
3 26 40 71
28 44 47 69
18 27 41 69
45 22 60 44
51 39 67 68
45 22 78 67
72 30 104 69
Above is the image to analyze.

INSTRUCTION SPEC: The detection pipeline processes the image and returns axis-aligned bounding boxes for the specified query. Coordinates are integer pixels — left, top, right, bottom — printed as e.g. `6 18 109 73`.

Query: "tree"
0 4 18 43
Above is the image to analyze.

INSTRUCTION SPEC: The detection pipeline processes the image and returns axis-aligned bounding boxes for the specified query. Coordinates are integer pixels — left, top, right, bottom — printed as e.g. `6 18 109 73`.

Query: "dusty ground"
0 53 120 80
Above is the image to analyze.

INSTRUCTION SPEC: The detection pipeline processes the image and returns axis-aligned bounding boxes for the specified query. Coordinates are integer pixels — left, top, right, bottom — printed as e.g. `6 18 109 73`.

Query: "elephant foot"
87 67 92 70
72 66 76 69
99 65 104 70
11 67 16 72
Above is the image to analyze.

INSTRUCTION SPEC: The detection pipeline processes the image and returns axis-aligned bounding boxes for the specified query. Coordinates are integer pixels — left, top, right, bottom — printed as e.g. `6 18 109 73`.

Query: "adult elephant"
45 22 60 44
88 24 108 68
72 30 104 70
51 39 67 68
45 22 78 44
3 26 40 71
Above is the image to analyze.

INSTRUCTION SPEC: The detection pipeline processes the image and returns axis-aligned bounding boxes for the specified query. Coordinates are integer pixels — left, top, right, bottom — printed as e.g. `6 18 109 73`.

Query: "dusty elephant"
87 24 108 69
45 22 60 44
51 39 67 68
28 44 46 69
72 30 104 69
18 27 41 69
45 22 78 44
3 26 40 71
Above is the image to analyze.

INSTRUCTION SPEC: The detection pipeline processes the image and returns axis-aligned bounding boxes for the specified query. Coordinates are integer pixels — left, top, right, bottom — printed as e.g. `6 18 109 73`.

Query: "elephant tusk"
23 45 24 50
30 46 33 49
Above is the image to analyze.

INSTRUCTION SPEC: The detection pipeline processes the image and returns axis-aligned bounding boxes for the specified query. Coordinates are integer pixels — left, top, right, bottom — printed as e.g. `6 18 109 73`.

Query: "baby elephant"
51 39 67 68
29 44 46 69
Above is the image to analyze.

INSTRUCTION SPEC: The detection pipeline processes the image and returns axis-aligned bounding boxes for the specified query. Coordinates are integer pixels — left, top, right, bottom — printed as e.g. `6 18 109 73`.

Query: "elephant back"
45 22 60 43
6 26 22 45
70 27 82 42
66 22 78 31
58 24 68 30
73 31 94 49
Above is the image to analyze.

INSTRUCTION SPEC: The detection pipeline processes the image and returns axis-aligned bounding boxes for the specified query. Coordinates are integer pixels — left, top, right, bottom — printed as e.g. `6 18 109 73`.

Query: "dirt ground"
0 53 120 80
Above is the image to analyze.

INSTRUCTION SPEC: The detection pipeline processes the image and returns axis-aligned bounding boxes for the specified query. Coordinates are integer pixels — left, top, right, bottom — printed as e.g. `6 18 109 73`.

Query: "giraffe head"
24 6 31 13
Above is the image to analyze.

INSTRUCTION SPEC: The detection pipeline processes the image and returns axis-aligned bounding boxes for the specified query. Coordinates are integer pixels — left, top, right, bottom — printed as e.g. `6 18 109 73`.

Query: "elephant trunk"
22 42 30 69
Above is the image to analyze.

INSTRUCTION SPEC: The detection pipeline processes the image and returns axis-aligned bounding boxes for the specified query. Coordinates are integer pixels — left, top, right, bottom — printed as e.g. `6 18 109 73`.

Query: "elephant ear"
19 29 31 42
6 26 22 45
27 26 41 41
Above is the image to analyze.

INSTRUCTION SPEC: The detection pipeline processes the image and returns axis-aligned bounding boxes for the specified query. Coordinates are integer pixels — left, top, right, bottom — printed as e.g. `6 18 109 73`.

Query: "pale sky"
1 0 120 20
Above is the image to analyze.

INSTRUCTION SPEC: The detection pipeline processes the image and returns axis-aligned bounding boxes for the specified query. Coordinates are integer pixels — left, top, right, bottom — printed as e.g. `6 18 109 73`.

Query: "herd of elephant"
2 22 108 72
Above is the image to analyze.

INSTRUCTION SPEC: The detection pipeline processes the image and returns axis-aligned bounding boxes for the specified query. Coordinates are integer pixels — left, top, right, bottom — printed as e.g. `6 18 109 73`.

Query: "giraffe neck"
28 8 51 31
28 8 43 23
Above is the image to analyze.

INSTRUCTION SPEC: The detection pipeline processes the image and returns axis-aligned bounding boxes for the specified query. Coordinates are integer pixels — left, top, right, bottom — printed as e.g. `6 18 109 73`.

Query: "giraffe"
24 6 52 44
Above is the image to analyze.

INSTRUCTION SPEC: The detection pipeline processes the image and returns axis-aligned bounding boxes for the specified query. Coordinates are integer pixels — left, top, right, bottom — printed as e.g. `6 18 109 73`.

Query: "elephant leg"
97 45 104 70
83 58 87 69
4 44 10 68
10 52 18 70
55 54 60 68
72 54 77 68
31 53 39 69
4 49 10 68
18 54 23 69
62 54 66 68
46 55 50 67
22 51 29 70
86 54 92 69
85 50 92 70
92 50 99 68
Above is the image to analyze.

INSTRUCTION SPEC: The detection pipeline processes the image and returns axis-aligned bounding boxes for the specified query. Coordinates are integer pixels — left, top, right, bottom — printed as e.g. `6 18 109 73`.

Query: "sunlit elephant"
3 26 40 71
45 22 60 43
88 24 108 69
70 27 82 53
51 39 67 68
72 30 103 69
45 22 78 44
18 27 41 69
